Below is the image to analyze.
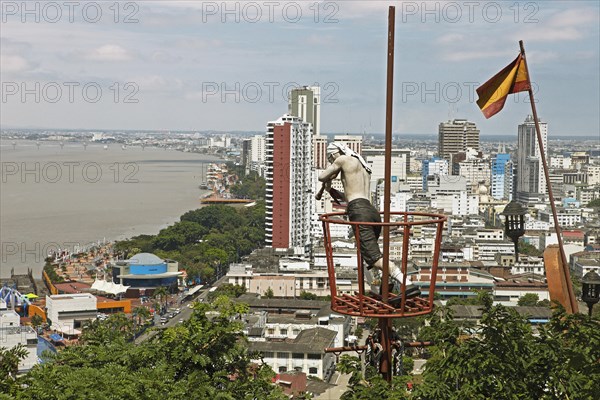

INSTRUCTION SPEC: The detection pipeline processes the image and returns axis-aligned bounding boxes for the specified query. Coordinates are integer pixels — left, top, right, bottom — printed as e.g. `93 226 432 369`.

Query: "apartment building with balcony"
264 114 313 250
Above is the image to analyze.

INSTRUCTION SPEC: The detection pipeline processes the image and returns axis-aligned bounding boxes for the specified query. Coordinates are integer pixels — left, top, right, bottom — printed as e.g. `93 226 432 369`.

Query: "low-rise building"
0 307 38 372
45 293 97 335
510 256 545 276
450 305 552 325
538 208 582 227
249 327 337 380
493 279 550 306
260 308 351 348
412 261 495 299
112 252 182 289
562 230 585 246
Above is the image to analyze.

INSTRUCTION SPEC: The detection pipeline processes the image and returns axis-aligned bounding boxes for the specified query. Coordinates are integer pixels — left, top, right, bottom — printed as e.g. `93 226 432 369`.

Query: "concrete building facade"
438 119 480 161
265 115 313 250
516 115 548 204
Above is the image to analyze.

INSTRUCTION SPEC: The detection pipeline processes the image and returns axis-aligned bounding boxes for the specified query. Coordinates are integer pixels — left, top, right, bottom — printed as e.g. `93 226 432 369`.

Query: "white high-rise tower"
264 114 313 250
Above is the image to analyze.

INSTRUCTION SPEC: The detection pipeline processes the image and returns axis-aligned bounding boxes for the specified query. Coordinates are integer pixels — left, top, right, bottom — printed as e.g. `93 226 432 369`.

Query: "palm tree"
132 306 151 326
132 306 151 340
153 287 169 314
31 315 43 331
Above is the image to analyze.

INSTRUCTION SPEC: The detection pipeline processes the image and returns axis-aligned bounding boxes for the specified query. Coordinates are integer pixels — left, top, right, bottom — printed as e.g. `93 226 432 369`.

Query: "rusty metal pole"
379 5 395 383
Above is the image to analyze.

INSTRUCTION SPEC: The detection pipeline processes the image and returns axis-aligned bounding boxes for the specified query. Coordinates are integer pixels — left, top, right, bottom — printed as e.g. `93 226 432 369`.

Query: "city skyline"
1 1 599 136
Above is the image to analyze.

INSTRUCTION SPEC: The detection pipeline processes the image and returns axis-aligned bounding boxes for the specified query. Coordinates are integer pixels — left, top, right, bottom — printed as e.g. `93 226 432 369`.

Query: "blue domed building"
112 253 182 289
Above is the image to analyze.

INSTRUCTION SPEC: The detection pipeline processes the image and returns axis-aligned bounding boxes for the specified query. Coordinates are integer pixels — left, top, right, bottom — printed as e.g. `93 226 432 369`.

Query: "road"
134 276 226 344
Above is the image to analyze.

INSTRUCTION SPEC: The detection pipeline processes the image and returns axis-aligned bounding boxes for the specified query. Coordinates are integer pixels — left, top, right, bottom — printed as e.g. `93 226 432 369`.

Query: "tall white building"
265 114 313 250
503 160 515 201
288 86 327 170
516 115 548 204
251 134 266 164
289 86 320 136
313 135 328 170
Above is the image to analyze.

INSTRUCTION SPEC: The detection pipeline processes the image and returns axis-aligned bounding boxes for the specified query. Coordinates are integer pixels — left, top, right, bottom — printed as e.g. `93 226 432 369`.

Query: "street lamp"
581 270 600 317
500 201 527 262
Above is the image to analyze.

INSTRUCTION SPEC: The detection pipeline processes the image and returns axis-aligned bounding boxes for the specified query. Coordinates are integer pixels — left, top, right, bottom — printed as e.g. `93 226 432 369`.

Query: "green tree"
133 306 151 326
517 293 540 307
587 198 600 207
446 290 493 307
229 170 266 200
299 291 317 300
199 265 215 283
337 355 412 399
518 239 543 256
17 303 287 400
0 345 27 399
30 315 43 330
157 221 206 247
181 205 243 232
413 305 600 399
207 284 247 302
153 287 169 313
152 232 186 251
80 313 134 346
264 287 274 299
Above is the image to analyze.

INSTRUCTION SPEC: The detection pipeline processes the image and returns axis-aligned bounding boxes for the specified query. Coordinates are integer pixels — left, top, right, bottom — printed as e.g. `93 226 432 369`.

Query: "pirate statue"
318 142 420 305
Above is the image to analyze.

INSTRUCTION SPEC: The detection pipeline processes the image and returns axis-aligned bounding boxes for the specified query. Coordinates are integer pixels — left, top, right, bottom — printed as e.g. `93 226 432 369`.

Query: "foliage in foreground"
4 299 286 400
415 304 600 399
339 300 600 399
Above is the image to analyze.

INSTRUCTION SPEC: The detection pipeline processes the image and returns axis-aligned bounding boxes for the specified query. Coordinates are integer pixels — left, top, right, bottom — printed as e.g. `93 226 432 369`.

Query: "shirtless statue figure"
318 142 420 302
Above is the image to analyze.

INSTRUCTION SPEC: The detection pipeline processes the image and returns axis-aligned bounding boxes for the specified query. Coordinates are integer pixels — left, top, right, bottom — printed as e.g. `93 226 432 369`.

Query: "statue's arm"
318 161 342 183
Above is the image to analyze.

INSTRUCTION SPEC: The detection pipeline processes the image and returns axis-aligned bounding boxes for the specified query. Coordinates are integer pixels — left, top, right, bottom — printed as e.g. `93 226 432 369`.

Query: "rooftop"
49 293 96 300
249 327 337 354
127 253 164 265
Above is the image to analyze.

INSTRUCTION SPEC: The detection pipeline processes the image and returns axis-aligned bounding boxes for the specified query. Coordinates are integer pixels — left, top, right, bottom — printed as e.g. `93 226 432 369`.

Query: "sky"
1 0 599 136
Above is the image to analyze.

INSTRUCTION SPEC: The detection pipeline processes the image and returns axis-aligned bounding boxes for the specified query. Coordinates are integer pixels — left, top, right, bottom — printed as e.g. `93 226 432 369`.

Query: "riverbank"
0 142 222 279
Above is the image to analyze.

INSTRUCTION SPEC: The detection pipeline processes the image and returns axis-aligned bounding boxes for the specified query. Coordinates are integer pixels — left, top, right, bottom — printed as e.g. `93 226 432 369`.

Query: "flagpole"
379 5 395 383
518 40 578 313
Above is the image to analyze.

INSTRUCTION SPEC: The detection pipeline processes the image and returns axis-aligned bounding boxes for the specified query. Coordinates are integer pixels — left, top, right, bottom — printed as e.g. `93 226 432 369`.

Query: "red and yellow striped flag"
476 54 530 118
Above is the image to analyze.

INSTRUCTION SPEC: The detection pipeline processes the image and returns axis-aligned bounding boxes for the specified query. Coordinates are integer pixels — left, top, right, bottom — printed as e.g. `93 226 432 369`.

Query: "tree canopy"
587 198 600 207
114 201 265 285
414 304 600 399
11 302 286 400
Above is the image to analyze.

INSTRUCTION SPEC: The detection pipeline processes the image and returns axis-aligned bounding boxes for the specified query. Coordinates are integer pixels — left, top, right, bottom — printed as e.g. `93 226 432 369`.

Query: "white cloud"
85 45 132 61
436 33 465 44
172 38 223 50
515 7 599 43
0 55 31 72
440 49 514 62
526 51 559 63
306 34 335 46
151 51 182 63
132 75 183 92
